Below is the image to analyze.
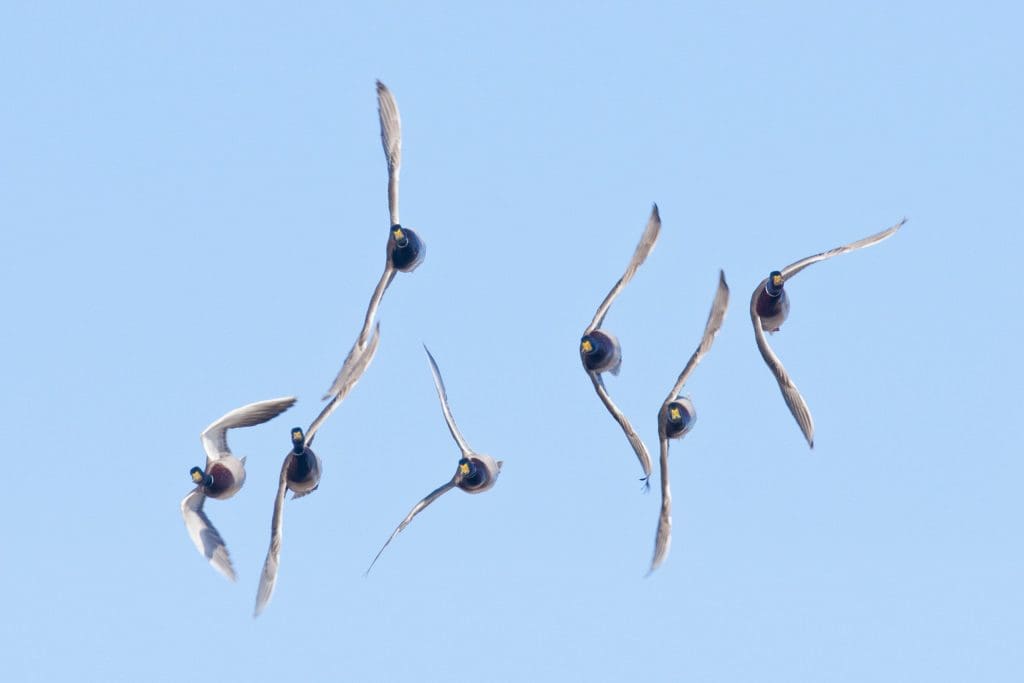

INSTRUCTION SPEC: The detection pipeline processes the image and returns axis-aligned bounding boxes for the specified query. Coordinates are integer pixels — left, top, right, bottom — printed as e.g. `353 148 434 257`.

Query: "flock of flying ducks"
181 81 500 617
579 209 905 573
180 79 906 615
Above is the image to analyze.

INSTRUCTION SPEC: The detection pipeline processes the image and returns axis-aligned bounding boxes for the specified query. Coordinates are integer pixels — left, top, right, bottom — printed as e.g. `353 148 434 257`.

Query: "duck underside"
287 449 322 492
204 461 243 499
457 456 500 494
755 289 789 332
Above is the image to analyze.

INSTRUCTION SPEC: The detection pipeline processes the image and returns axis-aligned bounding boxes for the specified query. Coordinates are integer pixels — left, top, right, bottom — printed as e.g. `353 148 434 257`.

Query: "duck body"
201 457 246 500
388 224 425 272
580 330 622 375
754 273 790 333
286 445 322 497
456 454 502 494
662 397 697 440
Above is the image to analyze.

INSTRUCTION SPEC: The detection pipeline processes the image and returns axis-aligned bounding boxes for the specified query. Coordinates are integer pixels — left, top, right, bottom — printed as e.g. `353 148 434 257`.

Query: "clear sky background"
2 2 1021 681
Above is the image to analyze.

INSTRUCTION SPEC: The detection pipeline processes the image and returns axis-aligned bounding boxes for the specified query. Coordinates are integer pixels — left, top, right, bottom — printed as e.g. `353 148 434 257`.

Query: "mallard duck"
181 396 297 581
254 323 381 617
323 80 424 401
580 204 661 488
366 345 502 574
750 218 906 448
650 271 729 574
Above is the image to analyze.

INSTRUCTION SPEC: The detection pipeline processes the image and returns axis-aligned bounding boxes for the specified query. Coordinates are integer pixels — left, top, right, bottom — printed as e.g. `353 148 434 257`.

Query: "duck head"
291 427 306 454
765 270 784 297
190 466 214 488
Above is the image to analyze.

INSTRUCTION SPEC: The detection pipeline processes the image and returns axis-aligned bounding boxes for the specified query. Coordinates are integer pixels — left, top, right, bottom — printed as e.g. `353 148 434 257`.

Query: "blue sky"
2 2 1022 681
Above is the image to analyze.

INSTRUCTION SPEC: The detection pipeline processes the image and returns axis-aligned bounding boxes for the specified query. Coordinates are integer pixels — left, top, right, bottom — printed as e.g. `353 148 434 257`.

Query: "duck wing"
365 480 457 575
181 488 235 581
588 371 652 485
780 218 905 281
749 285 815 448
200 396 296 462
377 80 402 228
586 204 662 334
254 454 292 617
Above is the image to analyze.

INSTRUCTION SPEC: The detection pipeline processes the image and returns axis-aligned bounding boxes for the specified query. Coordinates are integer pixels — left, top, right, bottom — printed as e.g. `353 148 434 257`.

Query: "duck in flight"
254 323 381 617
650 271 729 574
181 396 297 581
750 218 906 448
366 345 502 574
323 80 424 402
580 204 661 488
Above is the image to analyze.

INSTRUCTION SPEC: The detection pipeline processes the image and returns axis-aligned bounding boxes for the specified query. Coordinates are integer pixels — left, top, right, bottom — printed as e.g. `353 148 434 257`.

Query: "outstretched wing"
366 480 457 575
664 270 730 403
648 272 730 573
586 204 662 334
254 455 291 617
309 322 382 445
423 345 472 458
649 435 672 574
780 218 906 281
323 268 396 404
200 396 297 461
377 80 402 227
181 488 235 581
750 284 815 448
588 371 653 484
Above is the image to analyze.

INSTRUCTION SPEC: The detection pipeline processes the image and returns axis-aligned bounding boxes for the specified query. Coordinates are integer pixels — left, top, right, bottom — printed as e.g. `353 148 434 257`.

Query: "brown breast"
205 463 236 498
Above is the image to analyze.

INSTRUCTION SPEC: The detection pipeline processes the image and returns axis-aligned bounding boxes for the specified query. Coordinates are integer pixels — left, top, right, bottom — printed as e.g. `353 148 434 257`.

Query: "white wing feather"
181 488 236 581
